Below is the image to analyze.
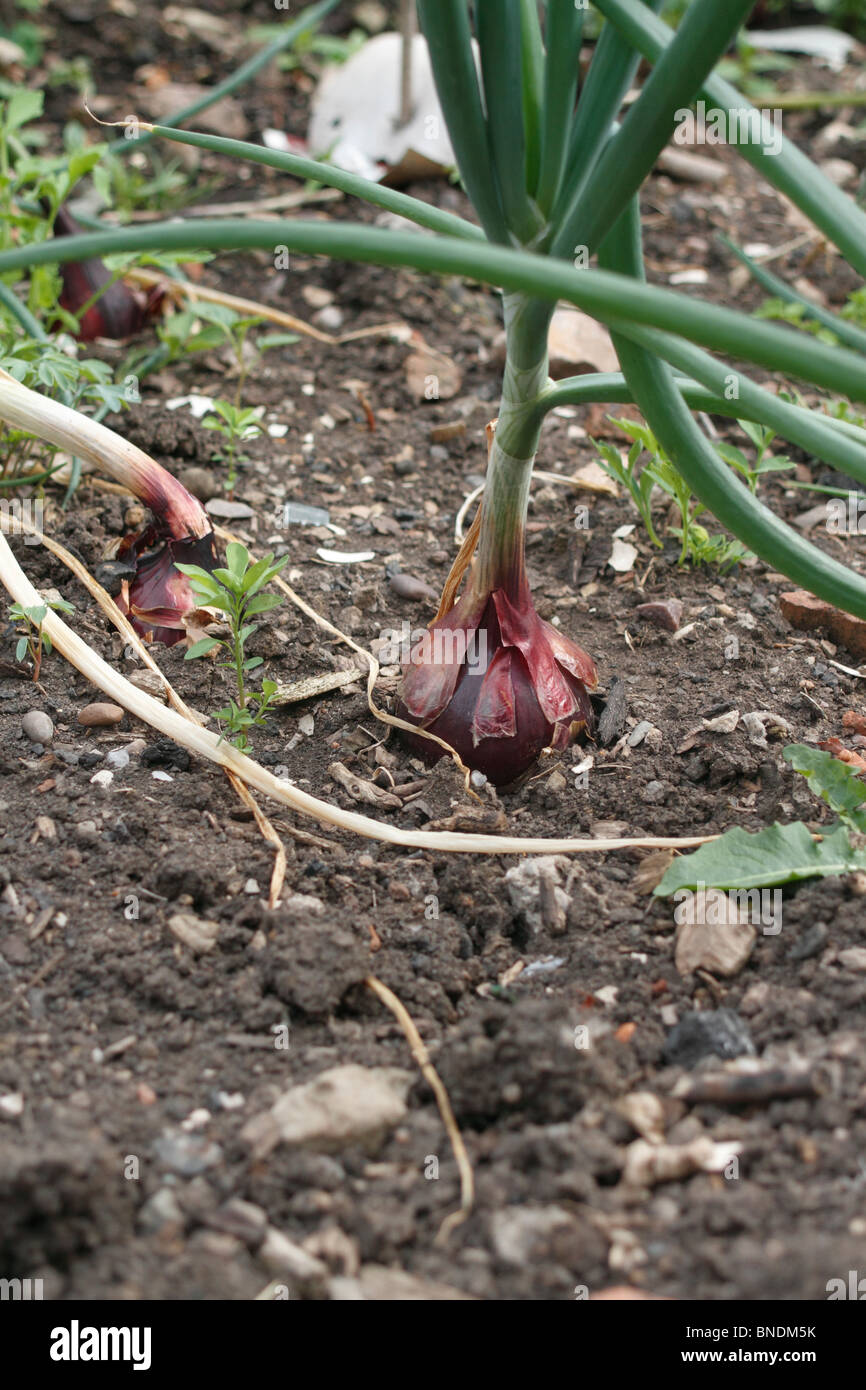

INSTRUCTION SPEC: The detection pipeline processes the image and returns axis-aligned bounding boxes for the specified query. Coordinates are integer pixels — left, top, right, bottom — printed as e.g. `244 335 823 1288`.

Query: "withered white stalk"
0 523 709 855
0 369 217 642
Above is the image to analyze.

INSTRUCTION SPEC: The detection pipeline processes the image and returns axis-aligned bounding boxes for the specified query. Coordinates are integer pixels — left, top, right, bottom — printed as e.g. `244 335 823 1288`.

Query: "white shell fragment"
316 548 376 565
308 34 463 182
609 538 638 573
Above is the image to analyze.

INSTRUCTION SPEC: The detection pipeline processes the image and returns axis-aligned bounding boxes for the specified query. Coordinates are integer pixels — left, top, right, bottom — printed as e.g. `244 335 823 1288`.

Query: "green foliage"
177 542 287 754
655 745 866 895
248 22 367 73
201 400 263 497
8 594 74 679
594 416 751 569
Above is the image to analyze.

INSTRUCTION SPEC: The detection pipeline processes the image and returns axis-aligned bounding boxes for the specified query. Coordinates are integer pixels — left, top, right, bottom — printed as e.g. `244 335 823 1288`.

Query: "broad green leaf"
783 744 866 824
655 821 866 896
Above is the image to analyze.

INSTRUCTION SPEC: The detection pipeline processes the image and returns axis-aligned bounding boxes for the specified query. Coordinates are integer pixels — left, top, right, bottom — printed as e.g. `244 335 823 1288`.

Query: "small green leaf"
15 636 29 663
185 637 220 660
244 592 282 616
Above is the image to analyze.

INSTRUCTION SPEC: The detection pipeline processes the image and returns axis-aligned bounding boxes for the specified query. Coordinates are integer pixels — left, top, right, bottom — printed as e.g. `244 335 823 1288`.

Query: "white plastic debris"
308 33 466 183
316 548 376 564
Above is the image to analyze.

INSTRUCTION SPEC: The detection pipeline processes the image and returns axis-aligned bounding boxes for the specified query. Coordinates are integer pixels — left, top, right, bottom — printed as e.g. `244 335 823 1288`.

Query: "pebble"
152 771 174 782
0 1091 24 1118
153 1128 223 1176
76 821 100 842
642 780 666 804
207 1199 268 1246
205 498 255 520
106 749 130 769
259 1228 327 1282
178 466 219 501
90 769 113 788
126 739 147 757
313 304 344 332
127 671 168 701
241 1064 414 1157
78 702 124 728
636 598 683 632
53 744 80 766
663 1009 755 1068
138 1188 184 1234
22 710 54 744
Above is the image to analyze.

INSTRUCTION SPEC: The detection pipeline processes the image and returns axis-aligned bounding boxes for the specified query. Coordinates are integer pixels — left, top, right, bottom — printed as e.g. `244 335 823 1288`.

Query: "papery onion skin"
53 206 164 342
400 588 597 786
117 529 219 646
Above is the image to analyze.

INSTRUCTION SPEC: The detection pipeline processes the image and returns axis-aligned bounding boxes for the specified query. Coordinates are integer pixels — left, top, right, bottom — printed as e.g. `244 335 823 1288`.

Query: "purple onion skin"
53 205 163 342
399 596 595 786
119 530 219 646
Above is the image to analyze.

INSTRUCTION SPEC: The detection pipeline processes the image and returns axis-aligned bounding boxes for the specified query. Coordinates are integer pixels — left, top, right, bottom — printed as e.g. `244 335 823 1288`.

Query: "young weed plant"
8 594 74 680
177 541 286 754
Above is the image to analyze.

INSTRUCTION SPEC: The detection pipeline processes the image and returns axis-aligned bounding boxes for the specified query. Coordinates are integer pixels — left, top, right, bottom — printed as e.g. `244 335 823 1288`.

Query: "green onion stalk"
4 0 866 778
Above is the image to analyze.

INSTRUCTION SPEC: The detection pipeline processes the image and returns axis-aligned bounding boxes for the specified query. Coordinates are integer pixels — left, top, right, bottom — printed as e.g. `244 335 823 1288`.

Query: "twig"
365 974 473 1241
126 268 336 344
0 513 287 908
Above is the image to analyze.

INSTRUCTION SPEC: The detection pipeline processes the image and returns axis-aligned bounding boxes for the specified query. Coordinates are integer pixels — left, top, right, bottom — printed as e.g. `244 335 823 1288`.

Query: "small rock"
405 346 462 401
76 821 99 842
127 670 169 702
168 912 220 954
259 1227 328 1283
838 947 866 973
313 304 344 332
178 467 219 501
106 749 130 770
490 1204 589 1267
627 721 653 748
52 744 80 766
207 1198 268 1246
241 1064 413 1158
90 769 113 789
138 1187 184 1234
636 598 683 632
153 1128 223 1176
642 780 666 804
78 702 124 728
505 857 570 934
22 710 54 744
543 307 619 378
0 1092 24 1118
205 498 255 521
663 1009 755 1068
674 893 757 978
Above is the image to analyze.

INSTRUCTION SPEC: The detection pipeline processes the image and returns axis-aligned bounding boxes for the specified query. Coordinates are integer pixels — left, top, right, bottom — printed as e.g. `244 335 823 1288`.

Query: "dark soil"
2 1 866 1302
